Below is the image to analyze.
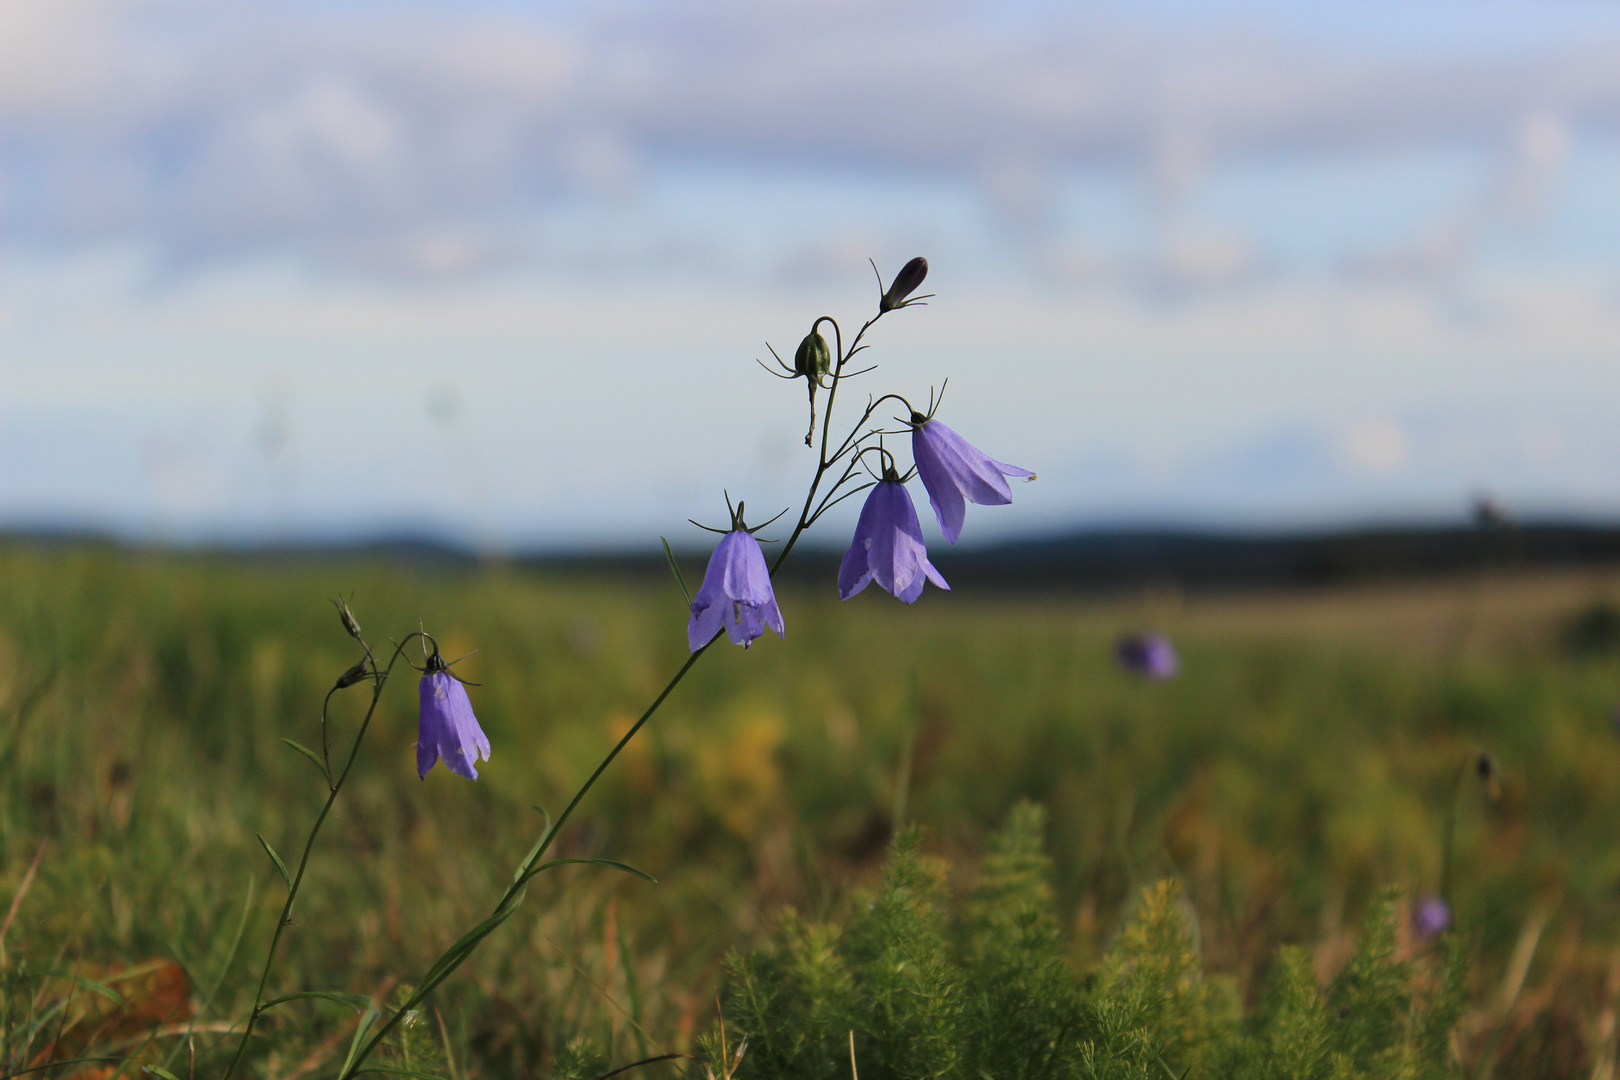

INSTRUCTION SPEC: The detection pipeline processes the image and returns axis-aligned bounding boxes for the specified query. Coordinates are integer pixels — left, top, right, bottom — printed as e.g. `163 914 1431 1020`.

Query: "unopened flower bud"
334 658 371 690
794 329 831 380
880 256 928 312
332 596 362 640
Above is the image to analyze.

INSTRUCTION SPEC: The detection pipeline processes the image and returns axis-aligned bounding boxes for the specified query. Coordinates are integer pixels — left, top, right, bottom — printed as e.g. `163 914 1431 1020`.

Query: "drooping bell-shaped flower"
838 472 949 604
417 654 490 780
688 529 785 651
1114 632 1179 681
910 414 1034 544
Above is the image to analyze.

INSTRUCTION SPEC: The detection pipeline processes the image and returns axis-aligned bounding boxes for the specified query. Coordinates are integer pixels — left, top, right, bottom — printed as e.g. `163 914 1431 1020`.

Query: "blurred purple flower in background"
910 416 1034 544
839 476 950 603
688 530 784 651
1115 632 1180 681
417 660 491 780
1413 894 1452 940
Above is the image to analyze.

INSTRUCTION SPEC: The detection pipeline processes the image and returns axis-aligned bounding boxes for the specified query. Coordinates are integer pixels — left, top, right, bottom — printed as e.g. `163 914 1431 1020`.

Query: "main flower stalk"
338 300 905 1079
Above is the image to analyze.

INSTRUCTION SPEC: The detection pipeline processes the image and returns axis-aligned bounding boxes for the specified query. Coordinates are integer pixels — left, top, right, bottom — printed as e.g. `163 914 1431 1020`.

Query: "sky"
6 0 1620 551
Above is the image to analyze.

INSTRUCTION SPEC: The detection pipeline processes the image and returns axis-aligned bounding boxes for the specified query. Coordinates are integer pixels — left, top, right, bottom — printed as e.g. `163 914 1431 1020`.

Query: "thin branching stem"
222 634 426 1080
343 637 719 1075
772 312 890 573
335 300 917 1080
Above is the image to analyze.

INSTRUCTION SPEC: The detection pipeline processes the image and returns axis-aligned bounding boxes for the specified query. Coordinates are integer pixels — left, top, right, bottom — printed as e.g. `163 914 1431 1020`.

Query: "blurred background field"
7 543 1620 1075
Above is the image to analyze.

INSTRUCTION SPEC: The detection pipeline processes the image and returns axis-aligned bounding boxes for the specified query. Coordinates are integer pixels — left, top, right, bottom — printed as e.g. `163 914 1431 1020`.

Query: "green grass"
2 544 1620 1076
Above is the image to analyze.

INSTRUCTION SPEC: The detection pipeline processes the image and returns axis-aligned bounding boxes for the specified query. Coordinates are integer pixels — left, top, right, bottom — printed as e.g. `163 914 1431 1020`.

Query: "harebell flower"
688 501 786 651
839 461 949 603
417 651 490 779
228 256 1034 1080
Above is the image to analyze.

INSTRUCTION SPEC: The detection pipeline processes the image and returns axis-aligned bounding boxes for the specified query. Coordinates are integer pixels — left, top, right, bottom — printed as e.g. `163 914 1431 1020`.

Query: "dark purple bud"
332 596 362 640
1412 894 1451 940
1115 632 1179 681
794 329 831 380
880 256 929 312
334 657 371 690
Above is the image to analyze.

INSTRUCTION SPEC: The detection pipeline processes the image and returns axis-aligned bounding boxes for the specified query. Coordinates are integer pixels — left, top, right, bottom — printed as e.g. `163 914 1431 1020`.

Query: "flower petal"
841 480 944 602
912 424 969 543
418 671 490 780
912 419 1032 544
717 530 775 606
838 539 874 599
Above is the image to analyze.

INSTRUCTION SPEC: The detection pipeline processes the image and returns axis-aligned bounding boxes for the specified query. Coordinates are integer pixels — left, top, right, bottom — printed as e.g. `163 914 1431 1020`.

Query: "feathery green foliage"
725 805 1467 1079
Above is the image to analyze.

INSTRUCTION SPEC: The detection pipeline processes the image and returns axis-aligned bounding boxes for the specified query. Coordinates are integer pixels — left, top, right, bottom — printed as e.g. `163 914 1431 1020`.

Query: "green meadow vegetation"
3 544 1620 1077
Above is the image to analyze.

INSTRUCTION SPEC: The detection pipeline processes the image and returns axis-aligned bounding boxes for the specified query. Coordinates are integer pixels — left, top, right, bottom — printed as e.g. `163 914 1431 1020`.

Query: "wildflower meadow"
5 264 1620 1079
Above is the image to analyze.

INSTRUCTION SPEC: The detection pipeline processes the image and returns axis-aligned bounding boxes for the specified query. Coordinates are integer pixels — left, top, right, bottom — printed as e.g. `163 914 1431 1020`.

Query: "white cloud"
7 1 1620 275
0 0 118 116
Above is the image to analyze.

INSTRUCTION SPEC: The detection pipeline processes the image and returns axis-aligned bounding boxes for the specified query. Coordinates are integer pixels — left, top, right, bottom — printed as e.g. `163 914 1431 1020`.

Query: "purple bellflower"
417 654 490 780
1412 894 1451 940
839 470 950 604
688 527 785 651
910 414 1034 544
1115 632 1180 681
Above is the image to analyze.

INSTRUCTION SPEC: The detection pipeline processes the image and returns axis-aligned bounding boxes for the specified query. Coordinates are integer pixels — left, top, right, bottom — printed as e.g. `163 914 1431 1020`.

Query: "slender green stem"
340 302 903 1080
344 641 716 1075
772 312 885 574
1438 755 1473 908
221 636 422 1080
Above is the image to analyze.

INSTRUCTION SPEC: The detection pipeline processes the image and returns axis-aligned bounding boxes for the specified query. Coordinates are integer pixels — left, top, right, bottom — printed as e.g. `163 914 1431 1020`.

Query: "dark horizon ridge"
8 518 1620 594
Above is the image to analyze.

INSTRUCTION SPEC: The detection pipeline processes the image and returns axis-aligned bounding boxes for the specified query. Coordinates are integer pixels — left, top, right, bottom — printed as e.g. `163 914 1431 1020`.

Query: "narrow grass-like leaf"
661 536 692 605
4 1057 122 1078
352 1068 453 1080
512 815 554 885
52 974 124 1008
281 738 331 785
141 1066 180 1080
339 1004 382 1080
255 834 292 892
594 1053 688 1079
416 896 524 991
260 991 374 1014
529 858 656 884
163 875 257 1071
